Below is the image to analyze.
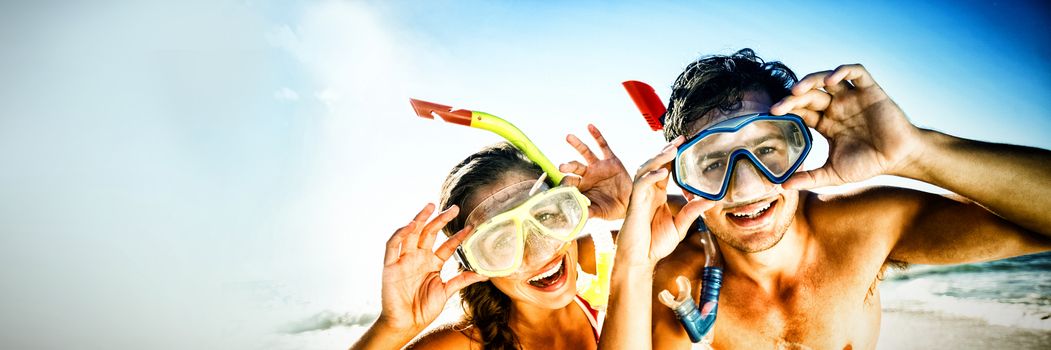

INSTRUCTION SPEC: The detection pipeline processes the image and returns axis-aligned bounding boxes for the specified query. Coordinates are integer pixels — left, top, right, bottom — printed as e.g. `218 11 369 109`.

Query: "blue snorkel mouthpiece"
658 222 723 344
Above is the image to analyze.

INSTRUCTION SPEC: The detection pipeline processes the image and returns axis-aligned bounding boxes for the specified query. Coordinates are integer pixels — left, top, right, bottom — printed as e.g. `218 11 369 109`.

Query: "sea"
242 251 1051 349
879 251 1051 331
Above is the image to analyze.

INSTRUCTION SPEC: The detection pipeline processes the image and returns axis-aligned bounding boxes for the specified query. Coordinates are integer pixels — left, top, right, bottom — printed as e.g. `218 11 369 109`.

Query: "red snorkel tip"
409 98 473 126
622 81 667 132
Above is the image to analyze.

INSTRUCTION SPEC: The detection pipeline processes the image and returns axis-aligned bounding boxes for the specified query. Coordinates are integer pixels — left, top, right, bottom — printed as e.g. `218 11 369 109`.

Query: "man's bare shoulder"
802 187 944 265
803 187 936 233
806 186 935 211
405 321 478 350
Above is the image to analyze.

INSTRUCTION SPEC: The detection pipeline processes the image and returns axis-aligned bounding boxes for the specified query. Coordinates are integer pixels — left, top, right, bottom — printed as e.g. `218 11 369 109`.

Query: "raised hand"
769 64 923 190
559 124 633 220
618 136 715 266
377 203 487 334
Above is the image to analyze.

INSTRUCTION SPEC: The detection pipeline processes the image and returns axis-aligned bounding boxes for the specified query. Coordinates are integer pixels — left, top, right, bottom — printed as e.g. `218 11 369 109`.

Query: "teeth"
529 258 563 283
731 202 771 219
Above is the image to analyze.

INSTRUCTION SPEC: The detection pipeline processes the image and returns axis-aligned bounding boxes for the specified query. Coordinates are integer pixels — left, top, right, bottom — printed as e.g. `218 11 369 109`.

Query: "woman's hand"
618 137 715 267
560 124 632 220
374 204 487 336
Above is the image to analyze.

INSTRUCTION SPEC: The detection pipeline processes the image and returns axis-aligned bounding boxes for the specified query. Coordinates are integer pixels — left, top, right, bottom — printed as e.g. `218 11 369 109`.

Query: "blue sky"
1 0 1049 348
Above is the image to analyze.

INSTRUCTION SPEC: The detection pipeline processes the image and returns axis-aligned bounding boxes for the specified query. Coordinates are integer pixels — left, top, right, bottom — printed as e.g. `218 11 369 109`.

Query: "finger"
419 205 460 250
826 64 875 89
673 199 716 240
566 133 600 164
782 167 839 190
559 160 588 176
587 124 617 159
560 173 582 188
435 225 473 261
770 90 832 116
822 79 853 95
787 108 824 131
633 167 670 195
443 271 489 297
403 203 436 252
791 70 834 96
634 136 684 181
625 168 670 221
384 221 417 266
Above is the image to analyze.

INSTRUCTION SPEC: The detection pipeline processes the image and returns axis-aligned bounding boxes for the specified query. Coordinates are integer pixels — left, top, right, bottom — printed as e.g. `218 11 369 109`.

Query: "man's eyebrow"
697 135 782 159
699 150 729 159
751 135 779 146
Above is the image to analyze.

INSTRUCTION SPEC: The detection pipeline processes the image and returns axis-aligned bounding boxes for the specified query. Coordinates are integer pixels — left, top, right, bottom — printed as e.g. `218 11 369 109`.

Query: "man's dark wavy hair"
663 48 798 141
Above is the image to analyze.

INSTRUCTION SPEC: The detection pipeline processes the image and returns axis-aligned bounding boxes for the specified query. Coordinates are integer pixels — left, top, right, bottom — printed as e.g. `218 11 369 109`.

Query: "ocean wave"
282 310 378 334
885 252 1051 281
882 278 1051 331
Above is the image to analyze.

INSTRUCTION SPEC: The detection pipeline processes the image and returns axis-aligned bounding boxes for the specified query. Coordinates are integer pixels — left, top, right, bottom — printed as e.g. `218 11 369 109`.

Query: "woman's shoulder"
405 321 480 350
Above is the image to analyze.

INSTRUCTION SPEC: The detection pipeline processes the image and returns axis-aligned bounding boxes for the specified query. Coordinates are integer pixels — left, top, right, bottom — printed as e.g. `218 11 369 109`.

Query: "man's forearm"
599 261 656 350
899 128 1051 235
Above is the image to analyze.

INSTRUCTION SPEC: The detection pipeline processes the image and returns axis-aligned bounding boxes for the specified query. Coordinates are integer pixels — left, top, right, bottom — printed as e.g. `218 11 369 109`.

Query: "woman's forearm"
350 318 420 350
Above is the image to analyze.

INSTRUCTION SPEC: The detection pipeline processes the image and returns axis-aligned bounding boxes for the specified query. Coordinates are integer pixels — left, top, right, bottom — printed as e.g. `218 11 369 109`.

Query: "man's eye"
757 146 776 155
703 161 724 173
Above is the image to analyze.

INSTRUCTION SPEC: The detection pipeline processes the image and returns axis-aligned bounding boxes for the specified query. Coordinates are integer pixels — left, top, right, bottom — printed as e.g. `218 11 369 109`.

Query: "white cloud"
274 87 300 101
313 88 339 108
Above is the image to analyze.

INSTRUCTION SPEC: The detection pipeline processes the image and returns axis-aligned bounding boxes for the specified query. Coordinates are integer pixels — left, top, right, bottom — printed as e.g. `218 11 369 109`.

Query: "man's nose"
726 158 773 203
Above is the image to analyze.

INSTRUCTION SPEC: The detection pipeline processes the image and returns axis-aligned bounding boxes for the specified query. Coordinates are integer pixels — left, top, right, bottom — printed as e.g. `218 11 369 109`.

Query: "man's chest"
710 265 885 349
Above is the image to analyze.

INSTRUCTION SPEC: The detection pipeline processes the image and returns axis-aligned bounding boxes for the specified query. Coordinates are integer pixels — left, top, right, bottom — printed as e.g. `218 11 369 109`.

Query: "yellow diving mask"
456 176 590 277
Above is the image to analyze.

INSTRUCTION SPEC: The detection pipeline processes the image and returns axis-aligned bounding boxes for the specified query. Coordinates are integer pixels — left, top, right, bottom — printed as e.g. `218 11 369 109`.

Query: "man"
596 49 1051 349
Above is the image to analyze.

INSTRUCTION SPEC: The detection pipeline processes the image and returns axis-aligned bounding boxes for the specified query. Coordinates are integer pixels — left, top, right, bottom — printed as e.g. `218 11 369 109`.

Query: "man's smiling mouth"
725 197 778 228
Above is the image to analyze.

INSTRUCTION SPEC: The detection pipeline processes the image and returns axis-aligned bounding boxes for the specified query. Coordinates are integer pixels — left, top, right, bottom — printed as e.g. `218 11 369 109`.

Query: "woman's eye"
537 212 567 225
484 232 512 250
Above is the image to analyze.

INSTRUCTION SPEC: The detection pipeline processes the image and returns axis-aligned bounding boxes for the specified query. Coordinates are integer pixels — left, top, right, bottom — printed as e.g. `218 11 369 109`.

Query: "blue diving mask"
674 113 812 200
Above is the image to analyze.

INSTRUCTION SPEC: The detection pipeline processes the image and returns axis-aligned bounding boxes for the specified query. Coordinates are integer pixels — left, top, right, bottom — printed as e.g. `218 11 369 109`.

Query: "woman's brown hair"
439 141 543 350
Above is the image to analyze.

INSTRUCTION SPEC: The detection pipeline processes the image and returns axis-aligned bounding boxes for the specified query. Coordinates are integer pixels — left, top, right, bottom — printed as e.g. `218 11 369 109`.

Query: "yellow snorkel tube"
409 98 563 185
410 98 611 309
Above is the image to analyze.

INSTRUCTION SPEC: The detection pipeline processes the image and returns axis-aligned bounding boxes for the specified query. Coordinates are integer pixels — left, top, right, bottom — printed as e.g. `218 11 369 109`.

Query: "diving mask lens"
460 186 590 277
463 220 521 274
528 190 585 238
674 114 811 200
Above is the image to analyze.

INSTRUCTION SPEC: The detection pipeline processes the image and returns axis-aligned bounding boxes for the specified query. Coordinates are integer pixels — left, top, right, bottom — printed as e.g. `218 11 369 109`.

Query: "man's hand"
599 137 714 350
769 64 924 190
560 124 632 220
618 136 715 267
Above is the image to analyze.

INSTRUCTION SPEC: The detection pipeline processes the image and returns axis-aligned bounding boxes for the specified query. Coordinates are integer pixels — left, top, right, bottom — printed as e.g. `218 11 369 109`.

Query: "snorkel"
623 81 724 343
659 227 722 343
409 98 614 309
409 98 564 185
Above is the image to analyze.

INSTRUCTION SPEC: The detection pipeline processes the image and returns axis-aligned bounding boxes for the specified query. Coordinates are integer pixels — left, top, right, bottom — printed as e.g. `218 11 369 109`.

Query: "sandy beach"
276 308 1051 350
878 310 1051 350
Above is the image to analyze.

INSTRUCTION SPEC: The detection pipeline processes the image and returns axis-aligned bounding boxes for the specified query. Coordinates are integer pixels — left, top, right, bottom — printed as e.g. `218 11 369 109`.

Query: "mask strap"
465 180 537 226
528 173 548 196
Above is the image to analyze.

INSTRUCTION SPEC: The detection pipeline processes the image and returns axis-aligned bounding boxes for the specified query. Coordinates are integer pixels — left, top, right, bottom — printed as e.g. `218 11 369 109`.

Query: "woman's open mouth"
725 197 778 228
526 254 568 291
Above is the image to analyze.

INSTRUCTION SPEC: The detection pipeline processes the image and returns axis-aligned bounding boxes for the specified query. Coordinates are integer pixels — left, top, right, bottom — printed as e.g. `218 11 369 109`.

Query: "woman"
351 125 631 350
